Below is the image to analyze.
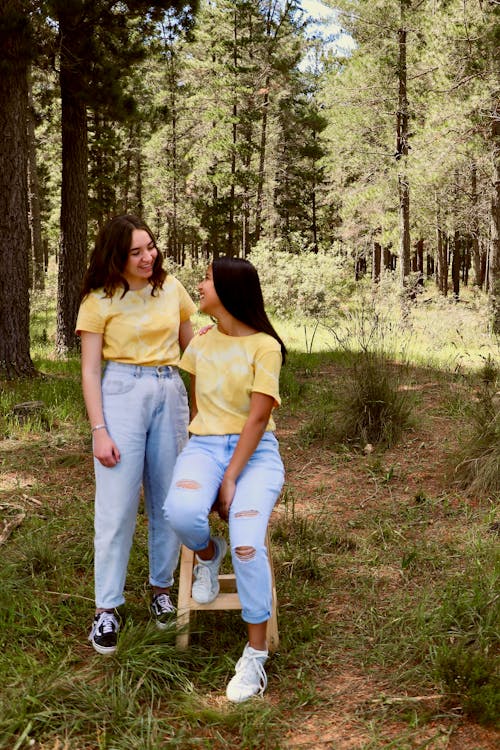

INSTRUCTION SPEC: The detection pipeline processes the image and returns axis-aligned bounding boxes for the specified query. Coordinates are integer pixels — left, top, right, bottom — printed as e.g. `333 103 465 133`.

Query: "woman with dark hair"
164 257 286 702
76 214 197 654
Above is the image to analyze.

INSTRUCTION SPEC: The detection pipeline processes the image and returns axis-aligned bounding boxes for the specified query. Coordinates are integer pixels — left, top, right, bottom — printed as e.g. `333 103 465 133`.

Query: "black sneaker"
150 593 175 630
88 611 119 654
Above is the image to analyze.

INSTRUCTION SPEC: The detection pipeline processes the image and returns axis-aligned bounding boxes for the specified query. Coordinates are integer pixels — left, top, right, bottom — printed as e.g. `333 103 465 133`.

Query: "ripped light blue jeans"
163 432 285 624
94 361 189 609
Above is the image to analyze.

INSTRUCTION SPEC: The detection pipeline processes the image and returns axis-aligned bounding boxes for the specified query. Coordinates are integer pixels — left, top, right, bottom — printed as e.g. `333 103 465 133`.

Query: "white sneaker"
226 643 268 703
191 536 228 604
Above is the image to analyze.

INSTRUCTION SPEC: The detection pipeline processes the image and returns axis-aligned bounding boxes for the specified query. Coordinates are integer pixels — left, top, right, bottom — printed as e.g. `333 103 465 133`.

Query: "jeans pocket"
102 373 136 396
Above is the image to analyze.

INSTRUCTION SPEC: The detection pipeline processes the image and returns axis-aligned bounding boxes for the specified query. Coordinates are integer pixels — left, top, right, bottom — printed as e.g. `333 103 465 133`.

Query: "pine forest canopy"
0 0 498 378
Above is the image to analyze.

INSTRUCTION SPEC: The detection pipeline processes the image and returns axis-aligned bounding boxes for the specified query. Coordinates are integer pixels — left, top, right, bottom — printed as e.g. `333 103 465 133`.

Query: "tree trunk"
396 25 411 291
415 238 424 285
436 198 448 296
27 67 44 291
480 239 488 291
373 241 381 283
134 143 143 217
398 173 411 284
462 236 471 285
56 9 88 354
426 252 434 278
122 122 135 214
226 9 238 257
355 254 367 280
254 78 269 244
452 230 461 300
470 163 483 288
0 0 36 378
489 112 500 333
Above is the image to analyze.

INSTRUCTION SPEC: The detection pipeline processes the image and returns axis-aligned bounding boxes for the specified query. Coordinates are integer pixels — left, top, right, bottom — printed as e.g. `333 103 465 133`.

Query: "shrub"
430 554 500 727
248 241 356 319
435 647 500 726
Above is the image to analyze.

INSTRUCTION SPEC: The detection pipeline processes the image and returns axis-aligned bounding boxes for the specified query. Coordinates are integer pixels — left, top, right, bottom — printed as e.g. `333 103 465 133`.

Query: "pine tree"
0 0 36 378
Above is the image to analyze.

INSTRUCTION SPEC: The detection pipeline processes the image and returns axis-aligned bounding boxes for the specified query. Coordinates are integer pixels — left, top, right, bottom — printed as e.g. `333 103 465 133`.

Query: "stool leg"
265 529 279 653
175 533 280 653
176 545 195 650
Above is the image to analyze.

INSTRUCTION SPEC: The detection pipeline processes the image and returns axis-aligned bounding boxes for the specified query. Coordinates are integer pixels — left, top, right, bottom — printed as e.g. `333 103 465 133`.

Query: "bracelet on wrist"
91 423 107 433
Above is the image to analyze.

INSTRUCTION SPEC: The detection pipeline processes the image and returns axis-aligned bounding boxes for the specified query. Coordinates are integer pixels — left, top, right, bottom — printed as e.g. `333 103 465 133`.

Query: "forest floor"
271 360 499 750
0 355 498 749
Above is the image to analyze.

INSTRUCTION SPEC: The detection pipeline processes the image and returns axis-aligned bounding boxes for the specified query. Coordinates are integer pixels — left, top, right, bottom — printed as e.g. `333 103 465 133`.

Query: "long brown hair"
80 215 166 300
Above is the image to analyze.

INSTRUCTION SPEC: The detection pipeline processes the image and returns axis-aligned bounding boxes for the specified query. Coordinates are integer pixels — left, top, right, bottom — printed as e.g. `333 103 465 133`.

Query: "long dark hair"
212 257 287 363
80 214 166 300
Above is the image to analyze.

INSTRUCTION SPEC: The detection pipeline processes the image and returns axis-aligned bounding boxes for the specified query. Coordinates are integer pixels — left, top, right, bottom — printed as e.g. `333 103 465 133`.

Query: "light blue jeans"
163 433 285 624
93 361 189 609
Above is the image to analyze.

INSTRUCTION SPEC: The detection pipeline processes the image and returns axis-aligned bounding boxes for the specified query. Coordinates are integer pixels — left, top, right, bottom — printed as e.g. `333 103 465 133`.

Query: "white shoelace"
97 612 117 634
154 593 175 613
234 652 268 693
194 566 212 585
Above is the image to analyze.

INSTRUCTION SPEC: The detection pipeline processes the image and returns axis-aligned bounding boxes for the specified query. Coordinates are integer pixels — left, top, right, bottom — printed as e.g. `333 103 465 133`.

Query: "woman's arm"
217 392 275 521
179 319 194 352
81 331 121 468
189 375 198 421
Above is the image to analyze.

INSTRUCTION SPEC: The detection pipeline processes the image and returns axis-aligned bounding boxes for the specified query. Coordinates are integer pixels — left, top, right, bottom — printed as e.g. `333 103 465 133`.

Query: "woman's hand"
216 475 237 521
93 430 121 467
215 393 275 520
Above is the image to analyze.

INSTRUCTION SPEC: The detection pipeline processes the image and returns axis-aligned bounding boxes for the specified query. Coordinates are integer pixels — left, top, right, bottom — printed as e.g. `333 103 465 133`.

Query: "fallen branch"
374 694 445 704
0 513 26 545
32 589 94 602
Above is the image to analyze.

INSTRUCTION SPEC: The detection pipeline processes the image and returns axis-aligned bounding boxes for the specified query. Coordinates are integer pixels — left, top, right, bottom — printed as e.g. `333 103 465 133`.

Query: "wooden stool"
176 529 279 652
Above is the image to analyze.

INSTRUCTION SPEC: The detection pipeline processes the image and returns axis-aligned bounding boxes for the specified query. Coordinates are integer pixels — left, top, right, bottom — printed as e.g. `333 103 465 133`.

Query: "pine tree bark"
27 68 44 291
470 163 484 288
452 230 461 300
254 80 269 244
396 25 411 290
489 111 500 333
373 241 381 282
436 198 448 296
56 7 88 354
0 0 36 378
415 237 424 285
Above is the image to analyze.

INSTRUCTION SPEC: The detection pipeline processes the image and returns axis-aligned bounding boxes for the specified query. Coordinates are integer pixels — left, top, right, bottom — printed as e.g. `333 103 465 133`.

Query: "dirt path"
275 366 499 750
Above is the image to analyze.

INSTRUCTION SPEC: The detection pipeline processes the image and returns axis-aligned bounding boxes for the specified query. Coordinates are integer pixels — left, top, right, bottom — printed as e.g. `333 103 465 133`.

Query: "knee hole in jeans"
234 510 259 518
175 479 201 490
235 546 256 562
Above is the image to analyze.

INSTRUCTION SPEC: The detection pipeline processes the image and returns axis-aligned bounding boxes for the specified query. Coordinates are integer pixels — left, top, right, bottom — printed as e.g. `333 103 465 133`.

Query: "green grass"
0 281 498 748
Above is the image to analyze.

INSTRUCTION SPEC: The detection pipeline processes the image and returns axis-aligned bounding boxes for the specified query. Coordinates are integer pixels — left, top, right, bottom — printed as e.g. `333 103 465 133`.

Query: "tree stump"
11 400 48 428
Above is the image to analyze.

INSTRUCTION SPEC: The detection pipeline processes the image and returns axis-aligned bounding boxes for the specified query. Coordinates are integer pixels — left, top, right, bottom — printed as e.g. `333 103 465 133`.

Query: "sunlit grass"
27 264 498 374
274 281 498 374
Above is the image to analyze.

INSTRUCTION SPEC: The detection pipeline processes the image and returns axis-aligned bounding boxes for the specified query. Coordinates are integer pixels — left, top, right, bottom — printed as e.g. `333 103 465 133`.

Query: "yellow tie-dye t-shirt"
75 276 196 366
180 326 282 435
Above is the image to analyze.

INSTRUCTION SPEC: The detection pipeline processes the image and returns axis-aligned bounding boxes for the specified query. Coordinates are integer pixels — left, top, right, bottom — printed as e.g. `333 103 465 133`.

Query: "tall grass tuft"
334 350 413 447
455 356 500 496
300 306 414 449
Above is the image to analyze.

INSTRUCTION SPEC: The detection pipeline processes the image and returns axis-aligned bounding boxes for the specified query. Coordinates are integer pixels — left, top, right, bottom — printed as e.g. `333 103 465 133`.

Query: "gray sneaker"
191 536 228 604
